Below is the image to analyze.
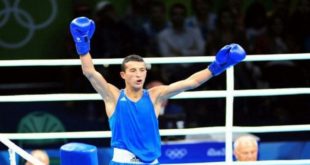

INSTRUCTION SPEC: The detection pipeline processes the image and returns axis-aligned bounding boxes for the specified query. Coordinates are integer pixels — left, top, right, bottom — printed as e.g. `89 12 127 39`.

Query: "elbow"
82 68 95 79
192 80 202 89
187 79 201 90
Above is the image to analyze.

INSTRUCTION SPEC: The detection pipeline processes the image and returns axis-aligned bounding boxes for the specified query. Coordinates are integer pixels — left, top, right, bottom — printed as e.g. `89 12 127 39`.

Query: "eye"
129 68 136 72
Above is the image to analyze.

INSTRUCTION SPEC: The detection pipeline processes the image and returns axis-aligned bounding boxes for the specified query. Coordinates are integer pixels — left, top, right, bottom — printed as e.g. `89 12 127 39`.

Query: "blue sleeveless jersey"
109 89 161 162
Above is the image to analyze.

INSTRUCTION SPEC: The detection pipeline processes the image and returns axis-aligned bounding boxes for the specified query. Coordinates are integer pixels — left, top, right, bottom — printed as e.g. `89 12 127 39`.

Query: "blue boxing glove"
70 17 95 56
208 43 246 76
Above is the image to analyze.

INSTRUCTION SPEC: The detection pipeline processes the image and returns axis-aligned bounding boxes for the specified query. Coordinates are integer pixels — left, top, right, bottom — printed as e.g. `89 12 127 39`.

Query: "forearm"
80 53 111 96
160 68 212 99
80 53 96 77
186 68 213 89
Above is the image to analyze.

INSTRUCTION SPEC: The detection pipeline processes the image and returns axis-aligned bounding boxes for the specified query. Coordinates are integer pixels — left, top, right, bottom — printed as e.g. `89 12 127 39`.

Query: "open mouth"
136 80 142 84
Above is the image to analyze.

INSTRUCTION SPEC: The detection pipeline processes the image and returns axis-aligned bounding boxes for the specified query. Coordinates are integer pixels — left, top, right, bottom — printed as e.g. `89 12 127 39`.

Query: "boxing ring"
0 53 310 164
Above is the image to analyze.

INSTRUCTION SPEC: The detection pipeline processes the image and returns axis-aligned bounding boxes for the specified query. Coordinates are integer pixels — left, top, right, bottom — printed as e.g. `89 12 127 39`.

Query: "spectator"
25 149 50 165
267 0 291 19
256 14 299 88
158 3 205 83
92 1 126 58
186 0 217 41
234 135 259 161
206 6 253 115
288 0 310 53
242 0 268 90
119 0 149 55
254 14 290 54
158 3 208 127
227 0 245 32
207 6 247 55
92 1 131 88
244 0 268 54
288 0 310 89
143 1 169 81
143 1 168 57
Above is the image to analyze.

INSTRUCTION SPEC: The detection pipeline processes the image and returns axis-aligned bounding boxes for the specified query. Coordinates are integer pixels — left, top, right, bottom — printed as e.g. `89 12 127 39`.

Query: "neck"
173 25 185 33
197 13 207 21
125 88 143 101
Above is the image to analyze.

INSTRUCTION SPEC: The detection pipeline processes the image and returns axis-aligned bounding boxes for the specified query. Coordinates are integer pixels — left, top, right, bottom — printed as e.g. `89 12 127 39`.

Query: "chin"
137 85 144 89
133 85 143 90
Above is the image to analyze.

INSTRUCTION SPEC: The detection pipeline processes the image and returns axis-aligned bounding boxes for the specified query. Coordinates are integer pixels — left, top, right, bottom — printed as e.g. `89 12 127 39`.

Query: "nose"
135 71 142 77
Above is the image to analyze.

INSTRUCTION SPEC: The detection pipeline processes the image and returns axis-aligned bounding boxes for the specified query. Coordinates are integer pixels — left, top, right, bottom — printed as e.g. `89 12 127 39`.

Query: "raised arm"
79 53 119 101
154 43 246 100
70 17 119 117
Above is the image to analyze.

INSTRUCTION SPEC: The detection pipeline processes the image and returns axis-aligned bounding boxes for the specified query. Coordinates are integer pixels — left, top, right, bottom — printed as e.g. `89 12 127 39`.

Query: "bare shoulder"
148 85 167 100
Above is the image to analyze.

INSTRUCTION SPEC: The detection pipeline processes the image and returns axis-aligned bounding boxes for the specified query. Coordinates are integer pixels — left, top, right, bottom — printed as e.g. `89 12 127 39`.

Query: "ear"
233 150 238 159
120 71 125 79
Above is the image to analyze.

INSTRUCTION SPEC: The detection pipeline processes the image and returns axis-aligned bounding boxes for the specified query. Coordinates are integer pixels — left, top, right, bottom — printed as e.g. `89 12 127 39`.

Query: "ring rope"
1 124 310 140
0 88 309 102
0 136 45 165
0 54 309 67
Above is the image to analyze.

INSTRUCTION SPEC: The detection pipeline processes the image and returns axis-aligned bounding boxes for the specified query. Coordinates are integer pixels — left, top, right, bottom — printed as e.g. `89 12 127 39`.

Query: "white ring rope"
1 124 310 140
0 136 45 165
0 54 309 164
0 53 309 67
1 88 309 102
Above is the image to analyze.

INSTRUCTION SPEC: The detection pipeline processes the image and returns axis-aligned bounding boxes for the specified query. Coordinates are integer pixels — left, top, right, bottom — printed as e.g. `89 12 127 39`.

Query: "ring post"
60 142 98 165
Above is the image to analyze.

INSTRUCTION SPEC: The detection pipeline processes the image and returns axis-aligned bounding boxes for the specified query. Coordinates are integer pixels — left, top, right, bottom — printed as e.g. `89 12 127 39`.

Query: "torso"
106 87 162 118
108 89 161 162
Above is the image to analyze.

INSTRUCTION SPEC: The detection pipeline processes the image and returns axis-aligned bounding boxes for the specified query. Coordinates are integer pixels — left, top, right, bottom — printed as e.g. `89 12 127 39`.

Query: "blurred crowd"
63 0 310 131
1 0 309 142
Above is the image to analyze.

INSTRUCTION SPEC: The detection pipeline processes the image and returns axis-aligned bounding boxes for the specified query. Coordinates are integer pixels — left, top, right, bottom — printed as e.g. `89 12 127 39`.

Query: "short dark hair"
121 54 145 71
169 3 187 18
150 1 166 12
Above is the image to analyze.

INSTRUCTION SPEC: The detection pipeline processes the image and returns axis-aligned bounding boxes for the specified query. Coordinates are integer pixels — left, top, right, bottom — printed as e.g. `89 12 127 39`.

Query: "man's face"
234 142 258 161
121 61 147 90
150 6 166 24
171 7 186 27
